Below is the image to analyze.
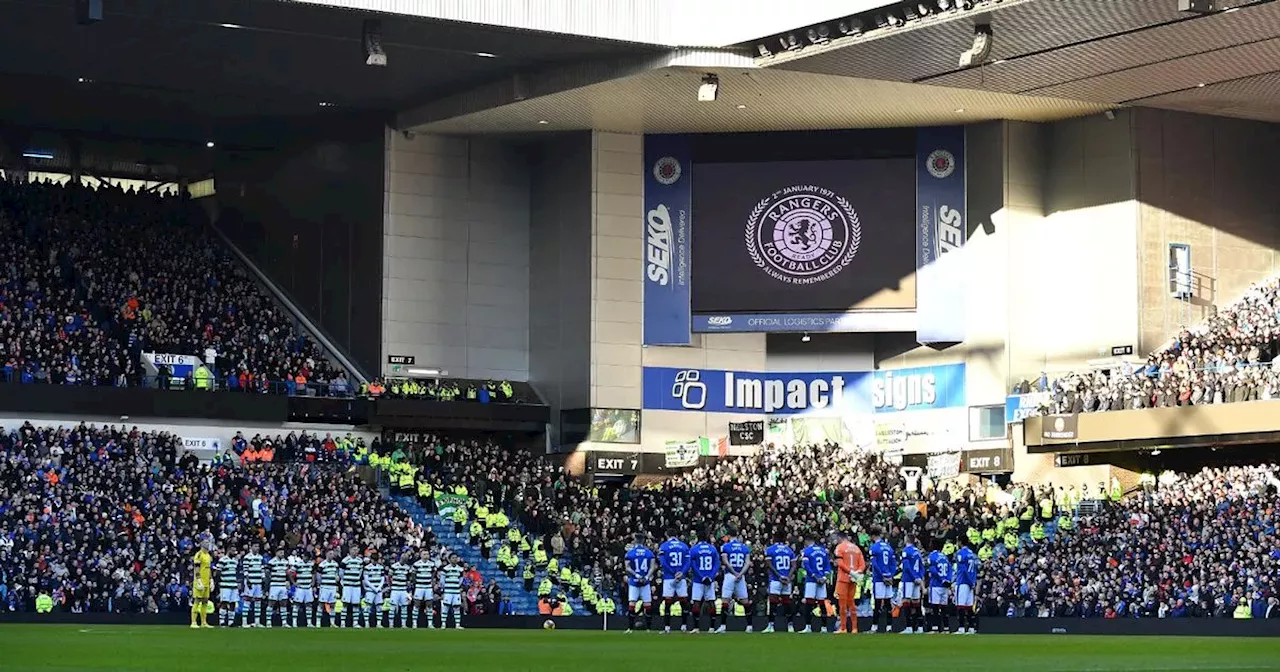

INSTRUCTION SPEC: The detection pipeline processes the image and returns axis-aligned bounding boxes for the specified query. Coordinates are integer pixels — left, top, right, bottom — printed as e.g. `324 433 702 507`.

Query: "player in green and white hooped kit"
361 551 387 628
266 548 292 628
411 547 440 629
388 552 413 628
340 546 366 628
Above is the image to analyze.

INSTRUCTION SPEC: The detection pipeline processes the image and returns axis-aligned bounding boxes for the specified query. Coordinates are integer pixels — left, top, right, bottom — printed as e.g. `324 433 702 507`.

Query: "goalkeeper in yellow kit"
192 542 214 628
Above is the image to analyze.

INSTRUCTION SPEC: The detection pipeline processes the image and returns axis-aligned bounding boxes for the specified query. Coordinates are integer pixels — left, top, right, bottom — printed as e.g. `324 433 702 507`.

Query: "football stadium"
1 0 1280 669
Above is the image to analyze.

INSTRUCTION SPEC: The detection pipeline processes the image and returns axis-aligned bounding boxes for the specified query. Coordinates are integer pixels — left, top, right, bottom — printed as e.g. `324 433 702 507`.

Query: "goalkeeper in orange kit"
833 532 865 633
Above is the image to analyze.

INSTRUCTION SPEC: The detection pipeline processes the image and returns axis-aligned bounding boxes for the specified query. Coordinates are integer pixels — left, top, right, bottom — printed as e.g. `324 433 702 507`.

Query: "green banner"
434 492 470 516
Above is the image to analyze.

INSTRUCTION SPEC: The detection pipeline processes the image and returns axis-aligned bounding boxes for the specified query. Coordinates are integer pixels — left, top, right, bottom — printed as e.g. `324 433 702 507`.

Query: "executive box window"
560 408 642 445
969 404 1006 441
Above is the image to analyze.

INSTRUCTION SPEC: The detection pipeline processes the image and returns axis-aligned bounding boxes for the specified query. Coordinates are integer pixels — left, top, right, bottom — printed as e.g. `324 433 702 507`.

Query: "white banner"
927 451 962 480
873 407 966 453
664 440 699 468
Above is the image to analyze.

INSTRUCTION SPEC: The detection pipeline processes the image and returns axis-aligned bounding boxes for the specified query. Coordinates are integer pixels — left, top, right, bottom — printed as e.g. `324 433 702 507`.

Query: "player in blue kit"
800 536 833 634
868 528 897 633
688 535 720 633
624 534 656 633
953 542 979 634
925 545 951 633
899 535 925 634
718 529 754 633
658 530 691 634
762 540 797 633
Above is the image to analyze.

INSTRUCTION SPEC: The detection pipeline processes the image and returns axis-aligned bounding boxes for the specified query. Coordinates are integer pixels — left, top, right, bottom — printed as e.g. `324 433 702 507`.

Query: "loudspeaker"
76 0 103 24
1178 0 1216 13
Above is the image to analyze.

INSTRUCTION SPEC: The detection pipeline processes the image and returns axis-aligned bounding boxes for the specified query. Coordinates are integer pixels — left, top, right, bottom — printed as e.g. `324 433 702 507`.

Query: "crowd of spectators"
0 422 429 613
1015 276 1280 415
987 463 1280 619
6 417 1275 620
0 178 347 395
402 435 1280 619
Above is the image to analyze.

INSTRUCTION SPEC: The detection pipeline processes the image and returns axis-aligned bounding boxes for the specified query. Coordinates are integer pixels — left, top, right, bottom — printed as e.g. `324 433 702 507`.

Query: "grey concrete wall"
382 131 530 380
529 133 594 427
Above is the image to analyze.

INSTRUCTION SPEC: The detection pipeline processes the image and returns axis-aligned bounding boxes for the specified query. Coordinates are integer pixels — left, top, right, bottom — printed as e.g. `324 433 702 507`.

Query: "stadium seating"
398 437 1279 620
1014 275 1280 415
0 178 347 394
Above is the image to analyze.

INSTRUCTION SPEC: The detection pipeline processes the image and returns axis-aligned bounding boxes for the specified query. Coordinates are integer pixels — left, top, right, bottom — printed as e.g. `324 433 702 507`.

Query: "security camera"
402 130 416 140
958 24 992 69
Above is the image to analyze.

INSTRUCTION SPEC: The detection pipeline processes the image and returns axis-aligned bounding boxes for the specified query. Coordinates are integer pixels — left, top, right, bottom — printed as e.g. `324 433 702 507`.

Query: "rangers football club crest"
745 185 860 285
925 149 956 179
652 156 682 186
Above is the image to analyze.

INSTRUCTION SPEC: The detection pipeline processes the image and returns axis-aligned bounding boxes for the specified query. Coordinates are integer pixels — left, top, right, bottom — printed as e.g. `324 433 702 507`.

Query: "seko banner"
642 134 693 345
915 125 967 344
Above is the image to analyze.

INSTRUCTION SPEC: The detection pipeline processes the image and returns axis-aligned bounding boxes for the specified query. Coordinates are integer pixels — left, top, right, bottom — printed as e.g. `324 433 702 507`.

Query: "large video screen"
691 159 916 313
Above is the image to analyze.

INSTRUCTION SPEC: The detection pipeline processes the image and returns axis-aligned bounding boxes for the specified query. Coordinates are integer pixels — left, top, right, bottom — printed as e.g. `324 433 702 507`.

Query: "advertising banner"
1006 392 1051 424
692 311 917 334
664 440 700 468
915 126 967 344
691 159 916 314
643 134 693 345
643 363 965 415
645 367 868 415
433 492 469 517
869 363 966 413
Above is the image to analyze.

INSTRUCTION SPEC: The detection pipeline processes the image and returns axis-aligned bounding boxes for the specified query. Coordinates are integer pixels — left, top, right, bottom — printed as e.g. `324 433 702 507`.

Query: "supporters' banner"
728 421 765 445
872 407 966 452
1043 414 1079 440
433 492 469 516
643 134 693 345
962 447 1014 474
926 451 962 479
1006 392 1051 423
915 125 967 345
664 440 700 468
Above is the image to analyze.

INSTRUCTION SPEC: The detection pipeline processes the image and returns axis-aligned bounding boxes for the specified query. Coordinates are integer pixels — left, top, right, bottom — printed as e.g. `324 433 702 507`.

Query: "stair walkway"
389 494 585 615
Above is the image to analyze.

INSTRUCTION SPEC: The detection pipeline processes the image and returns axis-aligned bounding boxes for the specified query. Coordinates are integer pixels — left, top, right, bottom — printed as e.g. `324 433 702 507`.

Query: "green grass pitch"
1 625 1278 671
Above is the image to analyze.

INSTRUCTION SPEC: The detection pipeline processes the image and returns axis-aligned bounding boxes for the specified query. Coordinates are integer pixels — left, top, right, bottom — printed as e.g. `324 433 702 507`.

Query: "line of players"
624 527 980 634
204 542 468 629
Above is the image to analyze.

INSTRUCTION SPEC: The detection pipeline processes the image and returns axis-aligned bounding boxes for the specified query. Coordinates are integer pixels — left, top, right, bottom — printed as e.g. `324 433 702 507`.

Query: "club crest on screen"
745 185 860 285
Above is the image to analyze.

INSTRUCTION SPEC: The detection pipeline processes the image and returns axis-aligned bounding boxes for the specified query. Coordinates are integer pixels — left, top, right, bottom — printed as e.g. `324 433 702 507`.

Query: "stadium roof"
0 0 659 141
757 0 1280 124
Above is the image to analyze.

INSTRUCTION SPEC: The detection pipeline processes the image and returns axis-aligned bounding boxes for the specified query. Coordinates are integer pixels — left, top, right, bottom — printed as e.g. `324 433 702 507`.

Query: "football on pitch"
543 619 556 630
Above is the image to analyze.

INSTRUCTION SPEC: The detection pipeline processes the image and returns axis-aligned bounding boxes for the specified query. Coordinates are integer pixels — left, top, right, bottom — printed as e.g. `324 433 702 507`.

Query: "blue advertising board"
915 126 967 345
642 134 692 345
869 363 966 414
642 363 965 415
1005 392 1050 423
